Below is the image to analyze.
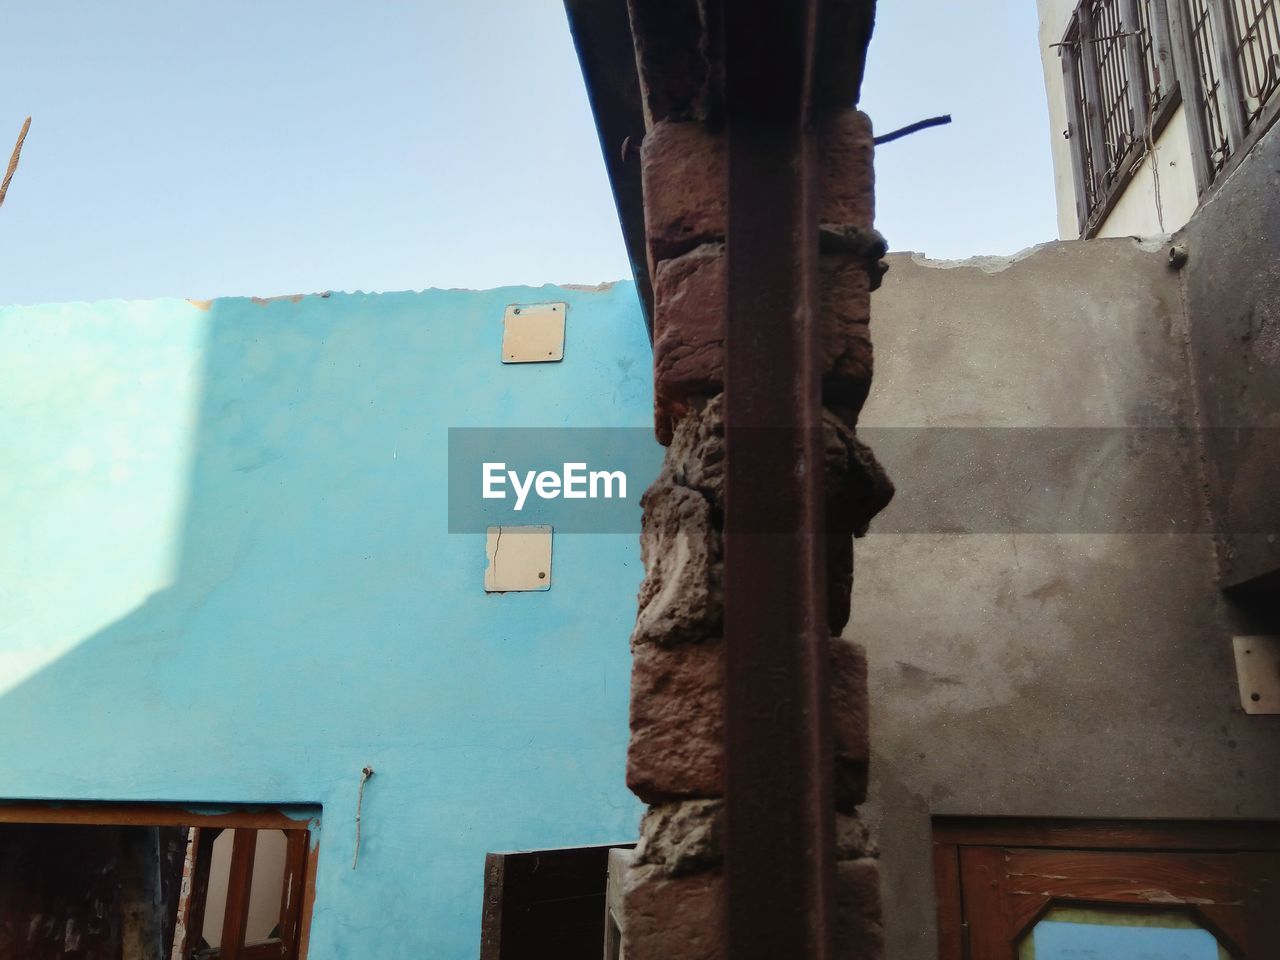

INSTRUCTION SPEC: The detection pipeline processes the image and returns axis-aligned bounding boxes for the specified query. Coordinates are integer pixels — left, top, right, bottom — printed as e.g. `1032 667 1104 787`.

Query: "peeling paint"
561 280 623 291
904 235 1167 273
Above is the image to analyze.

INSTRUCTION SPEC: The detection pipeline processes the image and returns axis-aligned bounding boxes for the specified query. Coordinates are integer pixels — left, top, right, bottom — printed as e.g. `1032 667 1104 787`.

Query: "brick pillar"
622 102 893 957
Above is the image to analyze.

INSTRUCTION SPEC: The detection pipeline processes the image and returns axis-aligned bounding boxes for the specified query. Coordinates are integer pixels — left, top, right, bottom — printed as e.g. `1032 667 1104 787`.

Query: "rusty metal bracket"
722 1 835 958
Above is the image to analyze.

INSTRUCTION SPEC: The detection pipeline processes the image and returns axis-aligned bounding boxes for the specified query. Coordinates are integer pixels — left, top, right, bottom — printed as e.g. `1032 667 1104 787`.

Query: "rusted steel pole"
722 2 834 958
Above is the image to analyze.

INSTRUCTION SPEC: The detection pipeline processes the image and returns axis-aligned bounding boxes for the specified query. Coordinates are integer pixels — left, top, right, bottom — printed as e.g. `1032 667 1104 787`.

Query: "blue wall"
0 283 654 957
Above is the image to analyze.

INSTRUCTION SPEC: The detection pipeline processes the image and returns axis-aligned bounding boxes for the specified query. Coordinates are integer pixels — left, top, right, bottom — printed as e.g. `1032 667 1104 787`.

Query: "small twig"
0 117 32 211
873 114 952 146
352 765 375 870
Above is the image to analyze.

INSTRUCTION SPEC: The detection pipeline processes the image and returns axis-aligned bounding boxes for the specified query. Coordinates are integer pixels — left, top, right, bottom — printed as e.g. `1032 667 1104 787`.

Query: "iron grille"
1066 17 1102 213
1064 0 1171 226
1138 0 1164 94
1230 0 1280 125
1187 0 1234 173
1094 0 1139 176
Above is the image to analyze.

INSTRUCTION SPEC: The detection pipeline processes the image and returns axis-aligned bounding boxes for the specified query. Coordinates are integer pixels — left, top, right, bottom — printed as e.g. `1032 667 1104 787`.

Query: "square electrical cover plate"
502 302 565 363
484 525 553 592
1233 636 1280 715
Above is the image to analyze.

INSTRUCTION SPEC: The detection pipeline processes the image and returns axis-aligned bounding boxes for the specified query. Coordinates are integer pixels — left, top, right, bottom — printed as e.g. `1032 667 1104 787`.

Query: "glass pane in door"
1018 906 1231 960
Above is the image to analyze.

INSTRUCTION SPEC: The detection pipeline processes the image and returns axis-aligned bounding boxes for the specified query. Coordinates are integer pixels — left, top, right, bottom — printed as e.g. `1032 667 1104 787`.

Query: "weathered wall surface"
0 284 655 958
853 240 1280 960
1179 119 1280 590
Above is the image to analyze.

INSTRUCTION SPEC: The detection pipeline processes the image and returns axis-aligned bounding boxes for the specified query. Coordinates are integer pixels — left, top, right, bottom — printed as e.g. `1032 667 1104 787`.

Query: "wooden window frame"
0 801 321 960
933 817 1280 960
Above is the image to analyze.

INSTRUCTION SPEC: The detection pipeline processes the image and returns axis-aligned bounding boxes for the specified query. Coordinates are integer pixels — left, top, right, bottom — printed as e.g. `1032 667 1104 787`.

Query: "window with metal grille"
1061 0 1280 227
1058 0 1181 234
1173 0 1280 187
1230 0 1280 124
1187 0 1235 174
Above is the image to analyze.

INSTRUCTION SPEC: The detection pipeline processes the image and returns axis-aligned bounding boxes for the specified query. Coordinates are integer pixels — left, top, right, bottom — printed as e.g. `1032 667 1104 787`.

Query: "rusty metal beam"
722 1 834 959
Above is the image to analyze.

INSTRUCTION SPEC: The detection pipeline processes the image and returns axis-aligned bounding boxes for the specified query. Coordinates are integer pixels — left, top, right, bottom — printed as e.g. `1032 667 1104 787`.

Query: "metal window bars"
1229 0 1280 124
1063 0 1280 224
1062 0 1169 229
1188 0 1236 173
1139 0 1169 93
1172 0 1277 188
1096 0 1139 168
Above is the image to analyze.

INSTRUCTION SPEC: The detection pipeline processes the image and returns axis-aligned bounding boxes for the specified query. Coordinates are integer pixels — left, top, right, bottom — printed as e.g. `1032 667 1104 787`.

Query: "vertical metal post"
1205 0 1249 147
722 1 833 959
1078 8 1114 184
1120 0 1153 131
1062 46 1095 233
1167 0 1215 190
1149 0 1179 96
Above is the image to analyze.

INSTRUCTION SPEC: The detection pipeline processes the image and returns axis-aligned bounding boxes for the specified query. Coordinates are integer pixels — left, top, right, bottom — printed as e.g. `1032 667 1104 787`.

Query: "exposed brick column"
622 109 892 960
615 1 890 955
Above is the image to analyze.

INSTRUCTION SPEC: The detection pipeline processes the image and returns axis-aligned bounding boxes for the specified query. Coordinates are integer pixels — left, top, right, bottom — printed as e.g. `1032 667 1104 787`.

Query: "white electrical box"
502 302 566 363
484 525 553 592
1233 636 1280 715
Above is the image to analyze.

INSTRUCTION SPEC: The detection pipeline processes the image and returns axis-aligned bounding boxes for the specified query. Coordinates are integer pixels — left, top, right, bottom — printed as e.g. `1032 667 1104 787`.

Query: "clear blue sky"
1 1 1056 306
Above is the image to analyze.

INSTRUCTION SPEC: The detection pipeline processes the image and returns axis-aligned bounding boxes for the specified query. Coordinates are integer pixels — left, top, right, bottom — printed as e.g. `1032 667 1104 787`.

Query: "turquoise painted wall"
0 283 654 957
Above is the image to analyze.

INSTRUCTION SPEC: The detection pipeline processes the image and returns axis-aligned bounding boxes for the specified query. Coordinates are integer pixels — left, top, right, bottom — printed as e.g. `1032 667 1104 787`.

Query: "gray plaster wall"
853 240 1280 960
1179 120 1280 590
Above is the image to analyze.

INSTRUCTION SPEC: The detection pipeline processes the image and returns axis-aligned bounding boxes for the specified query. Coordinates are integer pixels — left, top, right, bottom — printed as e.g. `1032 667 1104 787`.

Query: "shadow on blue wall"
0 284 654 958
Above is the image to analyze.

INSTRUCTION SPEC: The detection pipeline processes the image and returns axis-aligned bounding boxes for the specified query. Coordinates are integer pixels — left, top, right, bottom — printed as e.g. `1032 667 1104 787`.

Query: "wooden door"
934 819 1280 960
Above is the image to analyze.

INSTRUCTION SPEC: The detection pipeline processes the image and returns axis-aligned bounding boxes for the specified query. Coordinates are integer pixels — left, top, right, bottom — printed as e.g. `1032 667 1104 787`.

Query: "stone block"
654 243 726 426
623 865 724 960
628 640 724 802
665 393 725 502
642 121 727 264
835 813 879 860
633 482 722 647
634 798 724 876
819 110 875 228
630 0 710 124
833 858 884 960
821 254 874 417
830 637 869 812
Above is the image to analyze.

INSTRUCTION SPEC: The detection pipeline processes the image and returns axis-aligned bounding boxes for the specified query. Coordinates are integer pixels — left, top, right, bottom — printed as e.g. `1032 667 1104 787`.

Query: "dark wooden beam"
562 0 654 339
219 829 259 960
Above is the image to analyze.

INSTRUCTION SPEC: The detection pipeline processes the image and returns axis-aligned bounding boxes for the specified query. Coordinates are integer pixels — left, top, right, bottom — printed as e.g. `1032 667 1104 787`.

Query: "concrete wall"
1178 120 1280 590
0 283 656 958
854 241 1280 960
1035 0 1199 239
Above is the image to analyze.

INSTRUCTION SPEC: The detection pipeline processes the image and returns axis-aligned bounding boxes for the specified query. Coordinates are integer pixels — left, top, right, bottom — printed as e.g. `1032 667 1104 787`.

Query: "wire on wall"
352 765 375 870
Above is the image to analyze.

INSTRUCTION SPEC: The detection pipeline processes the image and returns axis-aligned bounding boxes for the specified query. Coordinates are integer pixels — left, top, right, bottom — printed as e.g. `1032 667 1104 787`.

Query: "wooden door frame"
0 800 322 959
933 817 1280 960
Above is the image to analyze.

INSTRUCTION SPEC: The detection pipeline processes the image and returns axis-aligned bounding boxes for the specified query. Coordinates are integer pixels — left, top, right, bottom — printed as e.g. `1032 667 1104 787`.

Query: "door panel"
936 821 1280 960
